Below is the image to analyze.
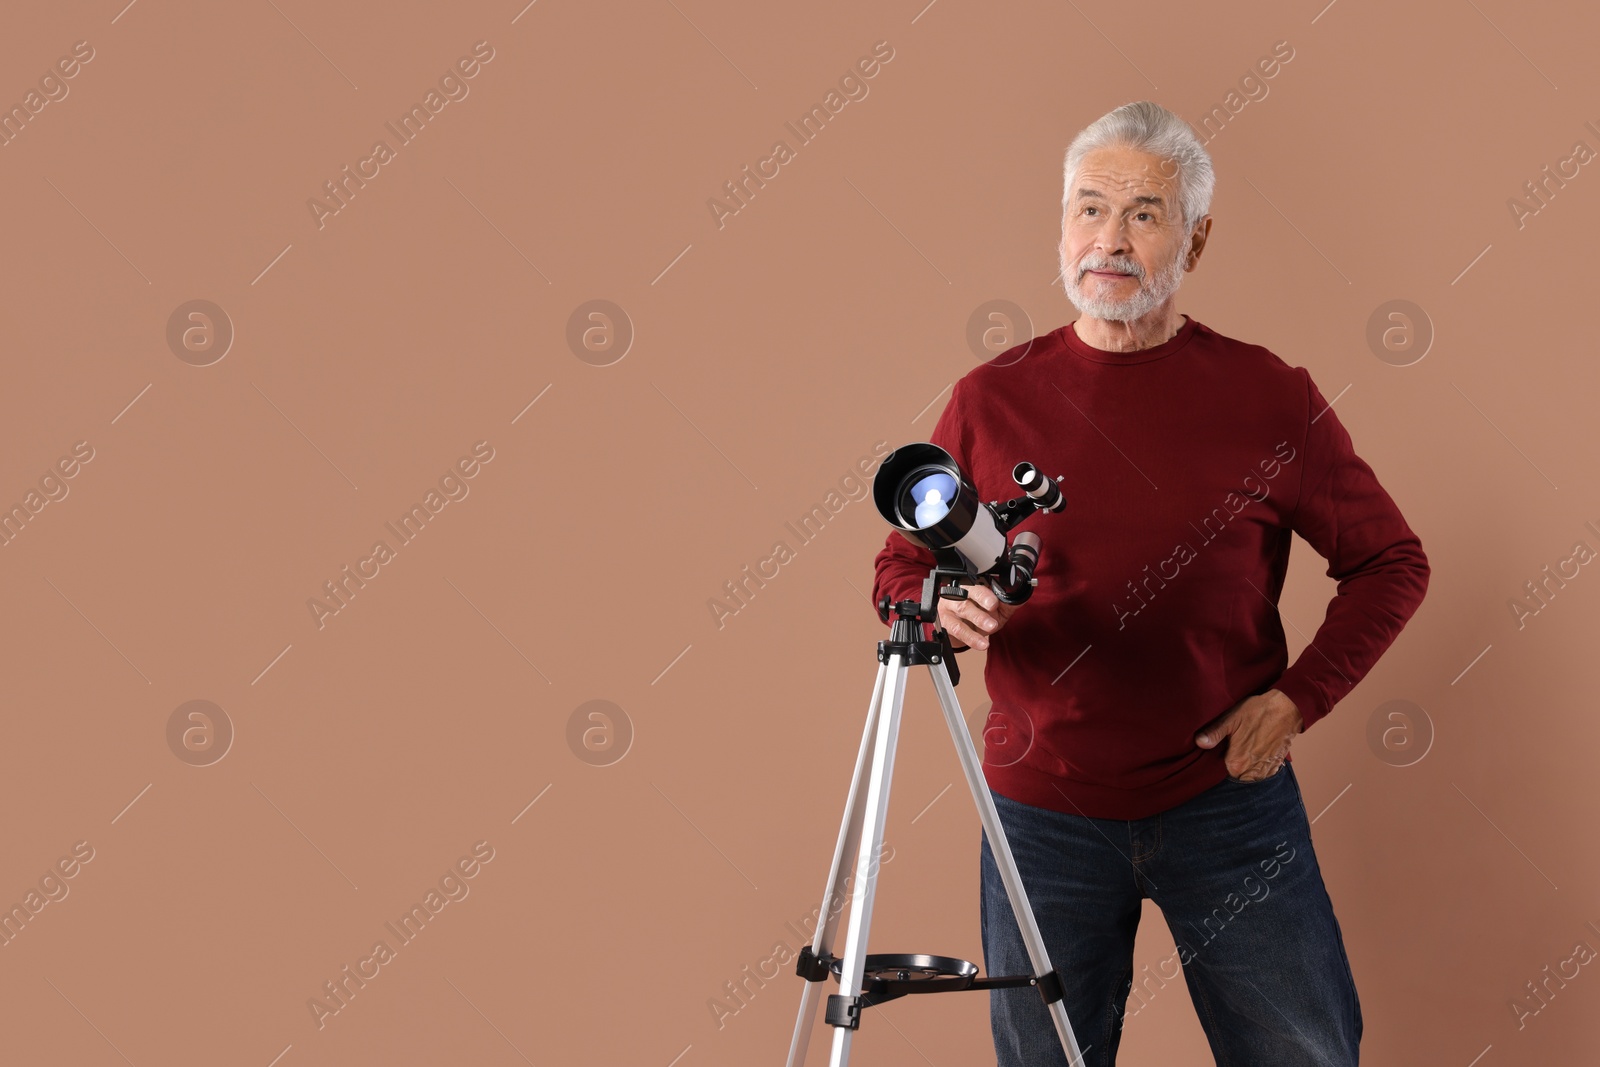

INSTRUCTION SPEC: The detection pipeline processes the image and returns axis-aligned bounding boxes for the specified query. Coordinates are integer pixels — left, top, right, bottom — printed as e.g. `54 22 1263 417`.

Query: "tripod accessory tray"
794 946 1065 1030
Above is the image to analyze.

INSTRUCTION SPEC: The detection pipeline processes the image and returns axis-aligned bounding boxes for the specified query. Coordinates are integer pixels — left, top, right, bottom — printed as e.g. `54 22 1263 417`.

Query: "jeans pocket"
1224 763 1287 786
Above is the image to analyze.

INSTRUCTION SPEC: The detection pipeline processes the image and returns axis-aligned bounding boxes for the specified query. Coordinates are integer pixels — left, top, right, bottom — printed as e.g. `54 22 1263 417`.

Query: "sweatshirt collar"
1059 314 1199 365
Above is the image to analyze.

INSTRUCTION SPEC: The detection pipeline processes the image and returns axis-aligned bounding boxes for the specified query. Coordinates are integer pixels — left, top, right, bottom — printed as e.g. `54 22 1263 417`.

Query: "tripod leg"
827 653 911 1067
785 660 889 1067
927 661 1088 1067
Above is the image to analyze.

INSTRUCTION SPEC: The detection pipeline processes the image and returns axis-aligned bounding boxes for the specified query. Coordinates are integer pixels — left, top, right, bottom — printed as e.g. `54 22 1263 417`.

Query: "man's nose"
1094 217 1131 257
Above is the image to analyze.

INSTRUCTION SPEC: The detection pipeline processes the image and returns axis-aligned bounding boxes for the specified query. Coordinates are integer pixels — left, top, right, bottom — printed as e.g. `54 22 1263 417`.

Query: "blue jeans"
979 764 1361 1066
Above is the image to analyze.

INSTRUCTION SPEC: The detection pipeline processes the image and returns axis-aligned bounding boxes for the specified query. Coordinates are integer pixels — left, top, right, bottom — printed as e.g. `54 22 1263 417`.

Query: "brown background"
1 0 1596 1064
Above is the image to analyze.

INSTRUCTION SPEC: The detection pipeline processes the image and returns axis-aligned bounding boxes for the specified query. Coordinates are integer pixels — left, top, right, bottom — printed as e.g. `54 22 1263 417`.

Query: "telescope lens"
900 468 959 529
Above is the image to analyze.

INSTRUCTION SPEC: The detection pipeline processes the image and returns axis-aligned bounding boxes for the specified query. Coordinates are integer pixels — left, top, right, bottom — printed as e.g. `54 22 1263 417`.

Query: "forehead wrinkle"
1077 166 1168 183
1073 170 1174 202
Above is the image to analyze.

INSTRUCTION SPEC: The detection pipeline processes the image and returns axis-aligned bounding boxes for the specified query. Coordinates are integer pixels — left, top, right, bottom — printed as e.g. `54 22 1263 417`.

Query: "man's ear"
1184 215 1212 271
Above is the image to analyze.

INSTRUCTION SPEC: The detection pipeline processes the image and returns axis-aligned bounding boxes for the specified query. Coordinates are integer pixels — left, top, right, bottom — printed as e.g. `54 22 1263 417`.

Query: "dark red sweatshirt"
871 314 1429 819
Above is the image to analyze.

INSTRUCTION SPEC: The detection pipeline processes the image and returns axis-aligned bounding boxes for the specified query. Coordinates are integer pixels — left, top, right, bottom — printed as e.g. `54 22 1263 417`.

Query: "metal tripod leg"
927 659 1086 1067
826 651 909 1067
785 659 889 1067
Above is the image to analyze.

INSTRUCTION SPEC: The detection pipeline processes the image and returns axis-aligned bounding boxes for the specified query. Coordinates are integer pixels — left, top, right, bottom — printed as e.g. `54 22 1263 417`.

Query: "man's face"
1059 144 1199 323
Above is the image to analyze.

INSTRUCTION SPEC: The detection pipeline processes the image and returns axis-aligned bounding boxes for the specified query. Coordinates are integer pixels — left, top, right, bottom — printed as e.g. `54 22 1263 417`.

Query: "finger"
950 605 997 648
949 597 996 631
964 602 1001 632
1239 730 1292 766
948 620 987 649
1231 750 1283 781
1195 713 1235 748
936 620 969 649
953 607 992 643
938 608 986 649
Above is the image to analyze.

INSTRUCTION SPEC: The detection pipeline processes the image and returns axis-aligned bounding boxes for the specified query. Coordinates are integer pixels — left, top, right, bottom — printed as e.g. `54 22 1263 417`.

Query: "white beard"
1061 241 1188 323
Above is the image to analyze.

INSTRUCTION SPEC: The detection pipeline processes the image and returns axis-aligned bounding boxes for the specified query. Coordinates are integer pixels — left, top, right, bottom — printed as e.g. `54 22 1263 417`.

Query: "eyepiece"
1012 462 1065 513
991 532 1042 605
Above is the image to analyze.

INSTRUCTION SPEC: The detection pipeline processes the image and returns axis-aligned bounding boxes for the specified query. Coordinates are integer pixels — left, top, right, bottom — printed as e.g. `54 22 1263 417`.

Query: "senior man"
871 100 1428 1066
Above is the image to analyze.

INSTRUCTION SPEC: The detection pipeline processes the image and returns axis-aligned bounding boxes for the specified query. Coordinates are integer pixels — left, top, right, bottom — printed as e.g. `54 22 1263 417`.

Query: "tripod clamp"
875 558 1015 688
875 598 961 687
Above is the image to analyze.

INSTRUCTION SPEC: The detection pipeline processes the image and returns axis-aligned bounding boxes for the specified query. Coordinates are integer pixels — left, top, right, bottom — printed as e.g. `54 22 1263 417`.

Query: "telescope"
872 442 1066 611
785 442 1087 1067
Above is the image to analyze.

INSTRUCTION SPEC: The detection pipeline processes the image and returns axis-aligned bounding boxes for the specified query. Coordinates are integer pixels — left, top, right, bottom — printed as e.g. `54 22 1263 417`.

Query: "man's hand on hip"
1194 689 1304 781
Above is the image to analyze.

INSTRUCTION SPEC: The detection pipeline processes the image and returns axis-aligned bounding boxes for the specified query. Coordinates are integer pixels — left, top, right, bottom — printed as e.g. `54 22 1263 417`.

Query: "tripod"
784 566 1086 1067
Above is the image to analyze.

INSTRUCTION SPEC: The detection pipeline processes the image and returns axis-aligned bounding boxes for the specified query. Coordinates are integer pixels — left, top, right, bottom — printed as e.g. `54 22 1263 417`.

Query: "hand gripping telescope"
870 441 1066 639
785 444 1086 1067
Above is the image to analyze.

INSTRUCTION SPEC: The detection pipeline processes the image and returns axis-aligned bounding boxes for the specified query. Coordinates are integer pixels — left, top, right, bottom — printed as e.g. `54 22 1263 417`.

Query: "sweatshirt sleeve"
870 379 976 627
1273 370 1430 729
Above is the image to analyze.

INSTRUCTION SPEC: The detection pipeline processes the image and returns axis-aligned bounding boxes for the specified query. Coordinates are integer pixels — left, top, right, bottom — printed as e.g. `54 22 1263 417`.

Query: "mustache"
1078 256 1144 280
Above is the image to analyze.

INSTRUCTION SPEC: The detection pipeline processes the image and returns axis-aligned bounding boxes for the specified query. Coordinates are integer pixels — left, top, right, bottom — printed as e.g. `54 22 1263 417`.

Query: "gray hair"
1061 101 1214 231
